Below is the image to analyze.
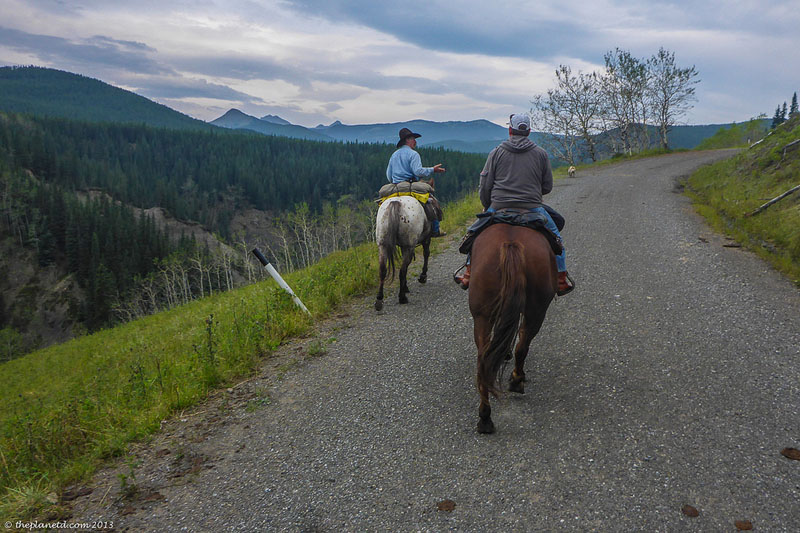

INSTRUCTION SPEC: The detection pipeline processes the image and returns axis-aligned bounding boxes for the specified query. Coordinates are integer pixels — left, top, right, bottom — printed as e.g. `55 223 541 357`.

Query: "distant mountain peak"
313 120 344 130
219 108 250 118
260 114 291 126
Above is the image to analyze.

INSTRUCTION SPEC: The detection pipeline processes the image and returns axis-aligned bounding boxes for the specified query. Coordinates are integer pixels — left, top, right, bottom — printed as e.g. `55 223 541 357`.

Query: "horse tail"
380 200 402 281
478 241 526 398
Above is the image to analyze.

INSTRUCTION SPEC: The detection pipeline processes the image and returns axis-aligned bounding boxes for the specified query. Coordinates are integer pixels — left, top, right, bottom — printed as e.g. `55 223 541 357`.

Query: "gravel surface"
69 150 800 532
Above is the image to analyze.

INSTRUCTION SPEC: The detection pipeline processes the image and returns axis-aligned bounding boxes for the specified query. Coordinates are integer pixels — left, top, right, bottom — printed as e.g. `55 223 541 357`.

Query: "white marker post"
252 248 311 316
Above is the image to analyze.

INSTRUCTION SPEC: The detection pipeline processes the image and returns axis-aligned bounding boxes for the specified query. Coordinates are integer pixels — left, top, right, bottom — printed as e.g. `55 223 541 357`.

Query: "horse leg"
478 394 494 434
474 315 496 434
375 249 387 311
398 247 413 304
418 237 430 284
509 310 546 394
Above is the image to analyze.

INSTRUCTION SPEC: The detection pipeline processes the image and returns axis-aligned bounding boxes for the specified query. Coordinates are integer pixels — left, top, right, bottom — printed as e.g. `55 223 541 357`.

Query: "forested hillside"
0 66 213 130
695 118 770 149
0 111 486 357
0 113 482 232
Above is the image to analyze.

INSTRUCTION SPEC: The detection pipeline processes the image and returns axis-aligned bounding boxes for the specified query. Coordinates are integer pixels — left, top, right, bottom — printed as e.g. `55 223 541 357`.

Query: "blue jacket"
386 146 434 183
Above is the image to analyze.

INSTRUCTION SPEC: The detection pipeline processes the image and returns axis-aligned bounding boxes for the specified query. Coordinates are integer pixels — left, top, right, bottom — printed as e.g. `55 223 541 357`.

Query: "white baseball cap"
509 113 530 132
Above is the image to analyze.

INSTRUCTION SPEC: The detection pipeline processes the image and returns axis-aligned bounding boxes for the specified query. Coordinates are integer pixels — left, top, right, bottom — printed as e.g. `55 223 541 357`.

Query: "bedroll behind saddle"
377 181 443 221
458 208 563 256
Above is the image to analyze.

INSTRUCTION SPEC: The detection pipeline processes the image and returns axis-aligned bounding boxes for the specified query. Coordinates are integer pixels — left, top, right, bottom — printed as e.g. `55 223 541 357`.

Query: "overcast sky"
1 0 798 127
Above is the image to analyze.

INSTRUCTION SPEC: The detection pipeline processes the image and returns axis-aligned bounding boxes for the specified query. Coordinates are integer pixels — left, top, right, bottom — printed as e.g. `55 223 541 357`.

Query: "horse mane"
477 241 527 398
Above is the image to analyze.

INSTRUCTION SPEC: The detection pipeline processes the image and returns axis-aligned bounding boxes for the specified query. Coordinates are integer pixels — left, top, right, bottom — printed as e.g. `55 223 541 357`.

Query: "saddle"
458 207 563 256
377 181 443 222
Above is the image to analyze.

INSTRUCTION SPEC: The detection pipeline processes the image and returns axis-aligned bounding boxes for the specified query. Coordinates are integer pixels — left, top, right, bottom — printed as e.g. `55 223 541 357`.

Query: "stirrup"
453 263 469 289
453 264 466 282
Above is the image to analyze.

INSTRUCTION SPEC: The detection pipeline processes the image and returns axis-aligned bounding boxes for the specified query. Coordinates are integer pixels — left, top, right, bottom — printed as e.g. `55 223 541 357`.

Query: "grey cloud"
281 0 598 60
29 0 83 16
168 48 517 115
171 55 312 87
125 75 265 103
169 50 453 97
0 26 173 75
87 35 157 53
281 0 799 67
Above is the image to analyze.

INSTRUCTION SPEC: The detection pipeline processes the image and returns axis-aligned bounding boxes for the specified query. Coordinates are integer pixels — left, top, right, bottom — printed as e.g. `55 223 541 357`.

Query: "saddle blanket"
377 190 430 205
459 209 563 256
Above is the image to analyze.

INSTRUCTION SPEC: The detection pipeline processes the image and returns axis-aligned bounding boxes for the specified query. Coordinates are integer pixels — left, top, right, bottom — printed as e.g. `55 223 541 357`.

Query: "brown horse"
468 223 557 434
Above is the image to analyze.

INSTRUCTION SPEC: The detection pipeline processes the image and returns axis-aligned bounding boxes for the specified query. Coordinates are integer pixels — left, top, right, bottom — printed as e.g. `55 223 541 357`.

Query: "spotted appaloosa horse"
374 195 431 311
468 223 557 433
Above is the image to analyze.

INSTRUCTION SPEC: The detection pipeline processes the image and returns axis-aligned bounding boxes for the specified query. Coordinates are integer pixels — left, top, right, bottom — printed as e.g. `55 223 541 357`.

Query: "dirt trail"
69 150 800 532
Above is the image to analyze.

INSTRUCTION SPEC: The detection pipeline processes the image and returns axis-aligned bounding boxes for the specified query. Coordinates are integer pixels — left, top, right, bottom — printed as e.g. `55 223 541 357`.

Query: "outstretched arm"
410 151 446 178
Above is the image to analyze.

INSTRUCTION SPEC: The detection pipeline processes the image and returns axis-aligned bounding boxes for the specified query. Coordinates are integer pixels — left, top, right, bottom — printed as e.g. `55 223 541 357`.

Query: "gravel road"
70 150 800 532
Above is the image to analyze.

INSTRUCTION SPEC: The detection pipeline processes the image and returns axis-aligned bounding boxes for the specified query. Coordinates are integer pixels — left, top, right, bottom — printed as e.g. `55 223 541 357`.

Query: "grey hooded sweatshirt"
478 135 553 210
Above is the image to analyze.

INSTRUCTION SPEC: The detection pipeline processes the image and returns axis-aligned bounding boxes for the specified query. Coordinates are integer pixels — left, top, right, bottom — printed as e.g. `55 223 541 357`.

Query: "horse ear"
429 177 435 190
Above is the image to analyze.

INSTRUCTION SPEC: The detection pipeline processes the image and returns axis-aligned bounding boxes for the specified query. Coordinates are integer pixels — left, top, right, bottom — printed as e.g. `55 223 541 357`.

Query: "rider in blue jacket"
386 127 447 237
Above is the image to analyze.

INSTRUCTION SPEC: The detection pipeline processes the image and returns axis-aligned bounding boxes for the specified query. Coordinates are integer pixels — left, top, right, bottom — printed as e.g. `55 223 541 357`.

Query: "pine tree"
791 92 799 117
780 102 788 122
771 106 782 129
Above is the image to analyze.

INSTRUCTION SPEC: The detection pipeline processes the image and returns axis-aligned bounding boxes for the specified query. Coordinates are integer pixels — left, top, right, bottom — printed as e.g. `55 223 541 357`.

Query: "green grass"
686 116 800 285
0 192 483 519
695 118 769 150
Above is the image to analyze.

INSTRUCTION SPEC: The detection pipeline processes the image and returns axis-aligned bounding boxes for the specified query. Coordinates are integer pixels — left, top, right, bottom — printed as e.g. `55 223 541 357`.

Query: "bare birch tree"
554 65 603 162
600 48 650 155
648 47 700 149
190 247 207 298
530 92 580 165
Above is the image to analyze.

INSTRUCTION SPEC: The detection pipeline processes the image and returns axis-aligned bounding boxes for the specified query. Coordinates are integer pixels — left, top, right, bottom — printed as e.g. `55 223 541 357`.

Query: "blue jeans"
432 219 441 234
471 207 566 272
528 207 566 272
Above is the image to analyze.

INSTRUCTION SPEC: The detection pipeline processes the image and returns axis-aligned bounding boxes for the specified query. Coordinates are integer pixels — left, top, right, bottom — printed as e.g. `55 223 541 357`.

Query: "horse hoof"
418 274 427 284
399 298 408 305
509 378 525 394
374 300 383 311
477 419 496 434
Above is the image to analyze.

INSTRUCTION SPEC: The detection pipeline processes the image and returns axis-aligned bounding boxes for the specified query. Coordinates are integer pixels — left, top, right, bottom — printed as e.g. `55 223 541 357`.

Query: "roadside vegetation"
0 191 482 520
695 116 770 150
687 115 800 285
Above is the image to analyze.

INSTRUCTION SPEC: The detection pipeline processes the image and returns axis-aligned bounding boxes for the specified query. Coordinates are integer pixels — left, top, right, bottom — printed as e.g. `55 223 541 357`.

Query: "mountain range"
1 65 745 156
210 108 750 155
210 108 511 151
210 108 331 141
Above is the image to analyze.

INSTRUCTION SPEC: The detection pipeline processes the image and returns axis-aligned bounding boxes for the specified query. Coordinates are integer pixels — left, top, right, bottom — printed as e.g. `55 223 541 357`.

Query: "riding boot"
557 271 575 296
454 264 470 290
431 219 446 237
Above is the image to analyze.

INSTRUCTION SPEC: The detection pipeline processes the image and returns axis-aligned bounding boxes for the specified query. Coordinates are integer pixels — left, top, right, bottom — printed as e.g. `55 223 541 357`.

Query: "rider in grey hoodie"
456 113 574 295
479 134 552 211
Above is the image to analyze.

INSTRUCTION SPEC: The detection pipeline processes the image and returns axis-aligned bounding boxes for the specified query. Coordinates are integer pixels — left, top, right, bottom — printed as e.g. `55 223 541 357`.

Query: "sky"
1 0 798 128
